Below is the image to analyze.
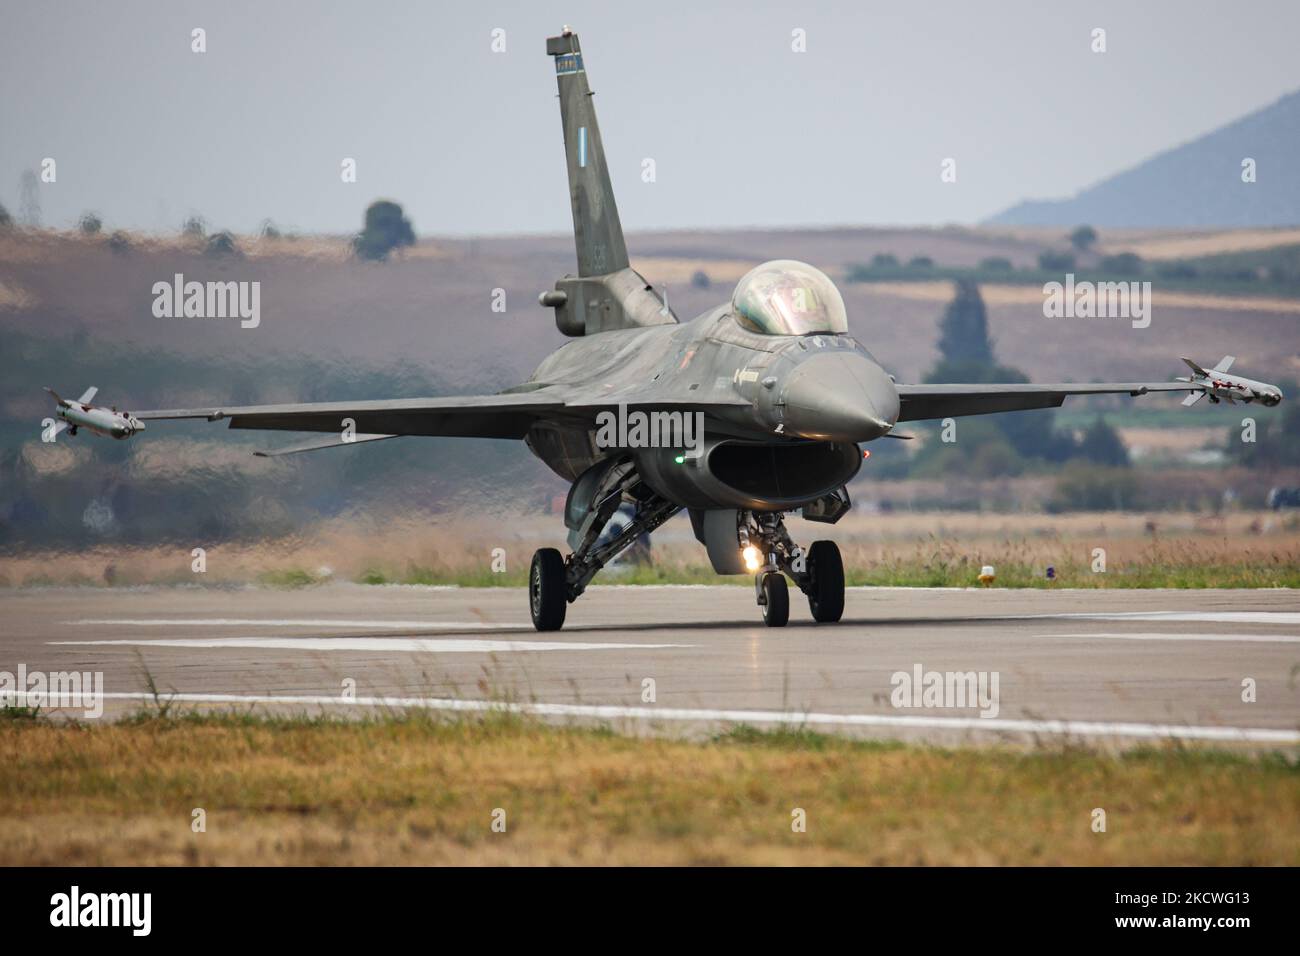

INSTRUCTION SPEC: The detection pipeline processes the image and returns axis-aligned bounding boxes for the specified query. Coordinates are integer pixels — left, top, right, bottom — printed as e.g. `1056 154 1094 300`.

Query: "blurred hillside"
990 89 1300 228
2 223 1298 554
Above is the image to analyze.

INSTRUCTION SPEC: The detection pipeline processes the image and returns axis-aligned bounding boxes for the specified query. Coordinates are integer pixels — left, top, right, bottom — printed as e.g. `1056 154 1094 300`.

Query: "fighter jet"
1176 356 1283 407
60 29 1281 630
45 387 145 440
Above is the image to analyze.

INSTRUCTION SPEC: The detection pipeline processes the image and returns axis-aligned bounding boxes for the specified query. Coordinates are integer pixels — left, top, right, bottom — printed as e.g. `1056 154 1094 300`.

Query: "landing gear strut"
741 511 845 627
529 458 680 631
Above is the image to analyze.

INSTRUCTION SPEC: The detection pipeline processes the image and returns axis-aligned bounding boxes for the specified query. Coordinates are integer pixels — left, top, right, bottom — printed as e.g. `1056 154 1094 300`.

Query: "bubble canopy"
731 260 849 336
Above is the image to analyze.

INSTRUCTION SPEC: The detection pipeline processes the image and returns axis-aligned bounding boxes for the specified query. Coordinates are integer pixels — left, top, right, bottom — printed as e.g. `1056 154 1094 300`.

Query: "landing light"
742 545 763 572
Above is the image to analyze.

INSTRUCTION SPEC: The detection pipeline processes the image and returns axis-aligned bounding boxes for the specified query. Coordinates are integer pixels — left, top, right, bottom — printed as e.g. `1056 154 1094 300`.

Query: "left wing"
895 381 1198 423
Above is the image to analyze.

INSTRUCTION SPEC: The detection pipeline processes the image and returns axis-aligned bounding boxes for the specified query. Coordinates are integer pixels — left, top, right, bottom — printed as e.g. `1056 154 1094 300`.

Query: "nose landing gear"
740 511 846 627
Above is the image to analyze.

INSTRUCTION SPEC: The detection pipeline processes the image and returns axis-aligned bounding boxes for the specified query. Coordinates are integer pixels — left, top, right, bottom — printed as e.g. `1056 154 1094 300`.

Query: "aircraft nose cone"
779 351 899 442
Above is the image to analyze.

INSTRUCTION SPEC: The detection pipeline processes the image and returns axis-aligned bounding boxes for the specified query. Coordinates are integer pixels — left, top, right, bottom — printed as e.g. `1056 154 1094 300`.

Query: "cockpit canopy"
731 259 848 336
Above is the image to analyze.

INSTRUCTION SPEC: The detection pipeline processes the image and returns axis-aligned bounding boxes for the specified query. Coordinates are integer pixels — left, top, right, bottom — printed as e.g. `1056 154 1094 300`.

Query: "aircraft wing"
130 391 753 445
132 393 569 439
895 381 1198 423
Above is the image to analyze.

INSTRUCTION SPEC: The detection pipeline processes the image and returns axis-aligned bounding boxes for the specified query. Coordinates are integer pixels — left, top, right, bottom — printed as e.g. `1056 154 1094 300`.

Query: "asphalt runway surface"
3 584 1298 747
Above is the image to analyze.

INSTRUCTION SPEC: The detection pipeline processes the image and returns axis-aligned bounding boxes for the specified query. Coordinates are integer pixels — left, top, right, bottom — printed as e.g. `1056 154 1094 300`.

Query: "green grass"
233 557 1300 590
342 560 1299 589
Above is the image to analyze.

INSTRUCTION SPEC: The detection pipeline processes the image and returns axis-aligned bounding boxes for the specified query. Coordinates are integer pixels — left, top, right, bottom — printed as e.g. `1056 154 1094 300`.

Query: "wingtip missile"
47 387 144 439
1175 357 1283 407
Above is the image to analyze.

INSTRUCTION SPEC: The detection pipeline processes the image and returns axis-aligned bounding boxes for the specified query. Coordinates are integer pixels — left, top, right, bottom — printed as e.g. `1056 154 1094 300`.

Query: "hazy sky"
3 0 1299 237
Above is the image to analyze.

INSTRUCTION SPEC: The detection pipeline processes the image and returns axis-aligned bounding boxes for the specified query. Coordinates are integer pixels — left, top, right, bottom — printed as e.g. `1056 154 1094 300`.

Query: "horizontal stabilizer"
1181 391 1204 407
1212 355 1235 373
253 433 399 457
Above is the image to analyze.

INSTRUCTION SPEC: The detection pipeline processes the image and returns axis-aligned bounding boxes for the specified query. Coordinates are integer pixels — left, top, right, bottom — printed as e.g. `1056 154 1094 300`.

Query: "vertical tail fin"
547 30 629 277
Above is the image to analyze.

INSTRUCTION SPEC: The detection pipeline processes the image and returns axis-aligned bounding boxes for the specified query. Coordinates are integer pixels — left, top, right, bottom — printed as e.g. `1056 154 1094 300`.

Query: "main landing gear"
742 511 845 628
529 460 680 631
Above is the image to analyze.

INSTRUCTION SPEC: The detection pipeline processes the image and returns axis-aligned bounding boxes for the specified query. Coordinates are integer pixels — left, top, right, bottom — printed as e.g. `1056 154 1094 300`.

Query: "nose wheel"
759 572 789 627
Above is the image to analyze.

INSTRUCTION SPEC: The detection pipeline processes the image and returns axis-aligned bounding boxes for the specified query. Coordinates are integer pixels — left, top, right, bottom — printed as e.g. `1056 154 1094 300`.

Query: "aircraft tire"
806 540 845 623
761 572 789 627
529 548 567 631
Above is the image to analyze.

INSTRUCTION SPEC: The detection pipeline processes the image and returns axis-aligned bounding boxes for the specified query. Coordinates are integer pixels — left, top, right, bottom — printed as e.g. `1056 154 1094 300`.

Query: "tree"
690 270 710 289
79 212 103 235
1038 250 1076 272
1069 225 1097 251
978 256 1013 272
1099 252 1143 275
0 202 11 229
205 231 239 256
921 281 1077 469
182 215 206 238
870 252 899 268
353 200 415 261
1076 416 1130 467
935 279 993 365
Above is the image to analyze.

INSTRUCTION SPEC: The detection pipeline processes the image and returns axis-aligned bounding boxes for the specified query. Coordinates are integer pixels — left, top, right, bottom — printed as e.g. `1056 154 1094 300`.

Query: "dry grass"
0 711 1295 865
2 509 1295 589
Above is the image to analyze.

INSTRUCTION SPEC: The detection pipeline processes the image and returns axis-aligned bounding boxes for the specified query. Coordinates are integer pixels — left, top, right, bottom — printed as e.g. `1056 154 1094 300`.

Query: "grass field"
3 511 1297 590
1 709 1296 865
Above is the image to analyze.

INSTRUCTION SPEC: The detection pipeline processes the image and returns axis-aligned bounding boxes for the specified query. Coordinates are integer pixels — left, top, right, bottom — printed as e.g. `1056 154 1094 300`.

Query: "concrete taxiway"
2 584 1297 747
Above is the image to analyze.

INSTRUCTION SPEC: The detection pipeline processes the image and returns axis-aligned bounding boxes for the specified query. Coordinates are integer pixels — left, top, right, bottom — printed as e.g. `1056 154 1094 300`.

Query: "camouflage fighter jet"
52 29 1281 630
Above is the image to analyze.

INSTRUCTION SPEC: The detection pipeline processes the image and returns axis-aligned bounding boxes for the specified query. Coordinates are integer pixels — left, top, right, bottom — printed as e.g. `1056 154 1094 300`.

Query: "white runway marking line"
1044 632 1300 644
92 692 1300 744
51 637 693 654
67 618 533 630
1032 611 1300 625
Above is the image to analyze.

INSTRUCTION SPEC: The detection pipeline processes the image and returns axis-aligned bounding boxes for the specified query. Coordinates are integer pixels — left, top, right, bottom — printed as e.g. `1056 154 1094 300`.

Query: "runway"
3 584 1298 747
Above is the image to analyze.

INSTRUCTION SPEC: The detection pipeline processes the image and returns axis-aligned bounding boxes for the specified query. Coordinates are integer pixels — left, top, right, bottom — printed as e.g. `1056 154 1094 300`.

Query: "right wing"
133 392 568 440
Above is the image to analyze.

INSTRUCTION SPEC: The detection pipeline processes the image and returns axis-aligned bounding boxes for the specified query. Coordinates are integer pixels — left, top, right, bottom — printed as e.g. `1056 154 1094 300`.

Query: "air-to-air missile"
1177 357 1284 407
45 387 145 439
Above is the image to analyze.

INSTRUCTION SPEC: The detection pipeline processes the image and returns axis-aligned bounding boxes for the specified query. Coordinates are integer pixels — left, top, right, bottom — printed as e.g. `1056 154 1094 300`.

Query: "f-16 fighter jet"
57 29 1281 630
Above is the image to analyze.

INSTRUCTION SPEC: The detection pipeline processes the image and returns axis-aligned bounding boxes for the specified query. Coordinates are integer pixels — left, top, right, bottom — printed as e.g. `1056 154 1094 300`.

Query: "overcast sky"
3 0 1299 237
